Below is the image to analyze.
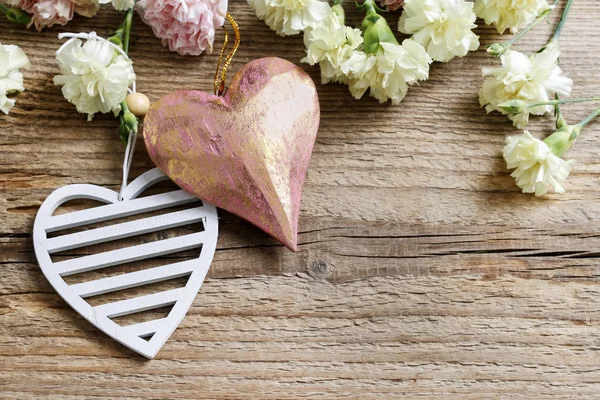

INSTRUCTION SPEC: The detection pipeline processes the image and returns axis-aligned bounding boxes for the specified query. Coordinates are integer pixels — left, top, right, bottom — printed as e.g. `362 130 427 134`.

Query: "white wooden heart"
33 168 218 359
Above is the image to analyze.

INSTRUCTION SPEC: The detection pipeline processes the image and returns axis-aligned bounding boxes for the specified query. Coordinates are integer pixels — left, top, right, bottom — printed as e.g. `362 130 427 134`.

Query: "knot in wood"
308 259 332 278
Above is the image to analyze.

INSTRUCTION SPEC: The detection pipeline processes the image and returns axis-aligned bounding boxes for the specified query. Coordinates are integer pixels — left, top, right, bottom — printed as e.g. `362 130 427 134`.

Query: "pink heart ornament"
143 57 320 251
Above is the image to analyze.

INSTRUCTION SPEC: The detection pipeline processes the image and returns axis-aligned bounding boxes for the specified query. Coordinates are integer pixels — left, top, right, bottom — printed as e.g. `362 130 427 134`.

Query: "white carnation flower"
504 130 573 196
398 0 479 62
302 10 363 84
341 39 432 105
474 0 551 34
54 37 136 121
480 41 572 128
248 0 330 36
0 42 30 115
99 0 135 11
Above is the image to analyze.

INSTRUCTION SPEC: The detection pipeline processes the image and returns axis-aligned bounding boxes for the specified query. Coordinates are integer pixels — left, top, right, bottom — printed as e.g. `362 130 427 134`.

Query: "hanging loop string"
213 13 241 96
213 24 229 95
57 31 138 201
119 129 137 201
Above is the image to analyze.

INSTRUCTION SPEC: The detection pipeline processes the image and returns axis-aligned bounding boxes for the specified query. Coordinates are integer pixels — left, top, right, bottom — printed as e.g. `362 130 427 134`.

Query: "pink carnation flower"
378 0 404 11
7 0 98 30
137 0 227 56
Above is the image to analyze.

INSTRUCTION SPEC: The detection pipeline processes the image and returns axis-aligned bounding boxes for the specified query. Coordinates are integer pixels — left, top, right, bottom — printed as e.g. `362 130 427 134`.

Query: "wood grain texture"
2 1 600 398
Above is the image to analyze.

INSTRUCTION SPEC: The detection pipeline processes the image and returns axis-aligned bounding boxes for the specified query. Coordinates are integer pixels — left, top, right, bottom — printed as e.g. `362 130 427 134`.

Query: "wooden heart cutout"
33 168 218 358
143 57 320 251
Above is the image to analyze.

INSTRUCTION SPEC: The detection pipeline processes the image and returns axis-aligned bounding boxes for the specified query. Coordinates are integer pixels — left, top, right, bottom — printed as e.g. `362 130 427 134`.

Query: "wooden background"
2 1 600 398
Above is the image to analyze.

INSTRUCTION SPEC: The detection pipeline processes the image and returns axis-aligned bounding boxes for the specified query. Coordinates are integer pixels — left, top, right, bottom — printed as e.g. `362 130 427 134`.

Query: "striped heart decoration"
33 168 218 358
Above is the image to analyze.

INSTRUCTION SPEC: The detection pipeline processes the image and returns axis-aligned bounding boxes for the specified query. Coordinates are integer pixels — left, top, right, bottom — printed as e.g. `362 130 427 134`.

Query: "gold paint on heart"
143 57 320 251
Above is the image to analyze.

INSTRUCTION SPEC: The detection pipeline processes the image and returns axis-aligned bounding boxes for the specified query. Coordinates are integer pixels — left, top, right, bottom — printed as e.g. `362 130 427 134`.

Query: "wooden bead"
125 93 150 117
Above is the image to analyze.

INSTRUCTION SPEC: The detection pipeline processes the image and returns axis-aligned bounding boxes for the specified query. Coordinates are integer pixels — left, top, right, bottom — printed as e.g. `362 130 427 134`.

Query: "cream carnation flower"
0 43 30 114
341 39 431 104
248 0 330 36
99 0 135 11
398 0 479 62
302 10 363 84
474 0 551 34
54 37 135 121
504 130 573 196
480 41 572 128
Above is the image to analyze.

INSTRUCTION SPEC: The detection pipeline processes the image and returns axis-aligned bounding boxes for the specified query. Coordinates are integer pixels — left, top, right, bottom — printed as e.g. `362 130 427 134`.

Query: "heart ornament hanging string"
143 13 321 251
33 32 219 359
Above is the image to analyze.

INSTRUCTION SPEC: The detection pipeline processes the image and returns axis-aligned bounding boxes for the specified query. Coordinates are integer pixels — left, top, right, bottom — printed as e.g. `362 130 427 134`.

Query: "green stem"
110 7 134 53
113 8 137 144
491 0 568 56
122 8 133 53
552 0 575 41
362 0 377 16
528 97 600 109
502 6 554 52
576 106 600 129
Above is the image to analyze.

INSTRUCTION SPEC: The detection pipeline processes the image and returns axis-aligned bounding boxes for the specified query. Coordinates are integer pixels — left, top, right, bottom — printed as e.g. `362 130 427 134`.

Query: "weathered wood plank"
2 0 600 398
2 275 600 399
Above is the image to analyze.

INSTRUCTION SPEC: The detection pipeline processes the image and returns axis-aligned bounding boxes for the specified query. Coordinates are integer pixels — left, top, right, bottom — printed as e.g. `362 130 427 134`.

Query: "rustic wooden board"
2 1 600 398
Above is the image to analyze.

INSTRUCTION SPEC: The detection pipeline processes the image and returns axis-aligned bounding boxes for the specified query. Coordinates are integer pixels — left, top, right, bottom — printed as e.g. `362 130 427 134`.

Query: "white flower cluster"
480 41 573 128
250 0 481 104
54 36 136 120
0 42 30 115
249 0 560 106
476 0 582 197
303 10 432 104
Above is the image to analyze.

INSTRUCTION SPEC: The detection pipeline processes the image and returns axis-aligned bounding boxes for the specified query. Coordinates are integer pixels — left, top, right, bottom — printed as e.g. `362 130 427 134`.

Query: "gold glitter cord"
214 12 240 96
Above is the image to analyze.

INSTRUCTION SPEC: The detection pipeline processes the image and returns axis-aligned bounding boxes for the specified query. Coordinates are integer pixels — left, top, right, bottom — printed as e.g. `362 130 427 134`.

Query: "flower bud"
498 99 527 115
119 107 138 143
555 113 568 131
487 43 506 57
119 119 130 143
124 111 138 130
361 5 399 55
